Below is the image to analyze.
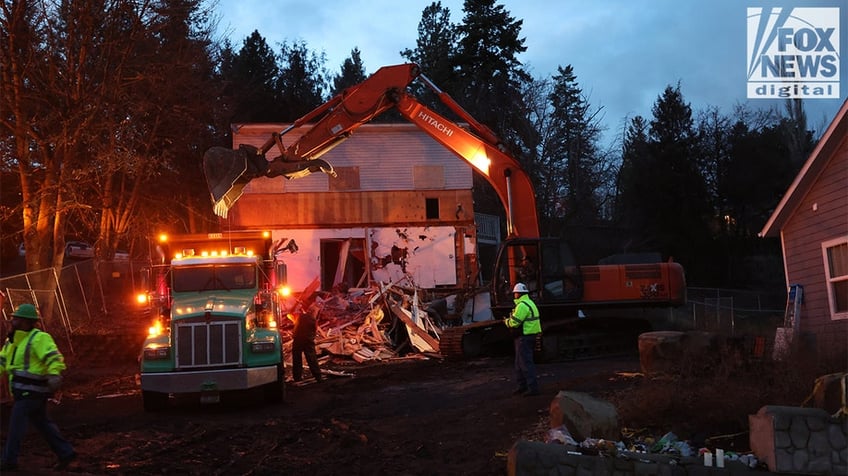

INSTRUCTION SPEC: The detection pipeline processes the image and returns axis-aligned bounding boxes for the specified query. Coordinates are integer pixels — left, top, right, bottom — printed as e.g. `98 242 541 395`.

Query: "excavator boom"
203 63 538 236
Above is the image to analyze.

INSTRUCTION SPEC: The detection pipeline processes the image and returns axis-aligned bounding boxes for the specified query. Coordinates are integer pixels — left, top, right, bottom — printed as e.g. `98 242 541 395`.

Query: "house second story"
225 123 476 231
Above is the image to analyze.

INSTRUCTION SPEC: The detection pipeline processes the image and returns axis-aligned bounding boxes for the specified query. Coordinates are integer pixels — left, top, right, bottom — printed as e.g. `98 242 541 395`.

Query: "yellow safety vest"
0 329 66 396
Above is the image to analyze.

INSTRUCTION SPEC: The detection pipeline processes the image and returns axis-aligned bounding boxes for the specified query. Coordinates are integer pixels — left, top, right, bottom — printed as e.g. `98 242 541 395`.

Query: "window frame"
821 236 848 320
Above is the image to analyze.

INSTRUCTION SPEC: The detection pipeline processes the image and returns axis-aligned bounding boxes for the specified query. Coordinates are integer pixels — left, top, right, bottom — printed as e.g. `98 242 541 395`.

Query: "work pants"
292 340 322 382
2 395 75 466
513 335 539 392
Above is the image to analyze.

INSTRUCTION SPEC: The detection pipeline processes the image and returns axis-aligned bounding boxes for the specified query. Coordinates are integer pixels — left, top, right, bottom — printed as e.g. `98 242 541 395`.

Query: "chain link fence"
667 286 787 358
1 259 152 343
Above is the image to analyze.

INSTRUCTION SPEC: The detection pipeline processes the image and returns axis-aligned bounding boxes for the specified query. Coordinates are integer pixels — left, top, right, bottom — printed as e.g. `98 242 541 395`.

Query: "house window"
822 237 848 319
425 198 439 219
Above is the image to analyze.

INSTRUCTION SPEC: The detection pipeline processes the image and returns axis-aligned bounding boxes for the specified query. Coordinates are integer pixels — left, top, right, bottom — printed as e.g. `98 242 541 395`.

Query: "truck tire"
143 390 169 411
263 363 286 404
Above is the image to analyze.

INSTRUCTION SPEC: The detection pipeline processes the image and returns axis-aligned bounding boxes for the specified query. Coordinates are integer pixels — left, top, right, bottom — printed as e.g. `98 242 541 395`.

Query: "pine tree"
331 48 367 97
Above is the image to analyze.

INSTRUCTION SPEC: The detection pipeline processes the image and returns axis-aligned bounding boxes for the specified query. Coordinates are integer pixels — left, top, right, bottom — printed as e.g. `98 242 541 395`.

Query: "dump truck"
138 231 290 410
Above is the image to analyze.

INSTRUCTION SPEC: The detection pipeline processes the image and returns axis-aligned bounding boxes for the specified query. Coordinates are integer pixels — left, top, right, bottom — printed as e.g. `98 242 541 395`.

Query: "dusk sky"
212 0 847 147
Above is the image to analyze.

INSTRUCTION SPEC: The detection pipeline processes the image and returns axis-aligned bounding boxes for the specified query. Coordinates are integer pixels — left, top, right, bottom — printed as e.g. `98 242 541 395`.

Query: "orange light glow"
277 286 291 297
148 320 164 338
136 293 148 304
158 233 168 243
470 150 491 175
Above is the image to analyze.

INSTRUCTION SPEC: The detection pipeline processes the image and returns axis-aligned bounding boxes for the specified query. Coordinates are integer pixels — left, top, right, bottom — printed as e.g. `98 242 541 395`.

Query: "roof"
759 99 848 238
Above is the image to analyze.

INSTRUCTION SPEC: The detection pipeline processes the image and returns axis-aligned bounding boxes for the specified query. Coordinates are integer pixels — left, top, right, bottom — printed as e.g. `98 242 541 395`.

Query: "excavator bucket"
203 146 254 218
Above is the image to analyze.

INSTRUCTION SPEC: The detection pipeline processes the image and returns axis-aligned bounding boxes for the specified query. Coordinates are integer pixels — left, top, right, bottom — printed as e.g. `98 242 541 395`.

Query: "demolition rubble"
280 280 456 369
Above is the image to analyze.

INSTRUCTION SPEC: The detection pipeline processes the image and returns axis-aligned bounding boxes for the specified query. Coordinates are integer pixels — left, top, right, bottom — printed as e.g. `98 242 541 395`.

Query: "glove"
47 375 63 392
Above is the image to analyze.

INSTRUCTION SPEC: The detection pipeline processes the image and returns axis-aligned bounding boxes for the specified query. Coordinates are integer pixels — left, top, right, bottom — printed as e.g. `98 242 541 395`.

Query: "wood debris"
281 280 450 365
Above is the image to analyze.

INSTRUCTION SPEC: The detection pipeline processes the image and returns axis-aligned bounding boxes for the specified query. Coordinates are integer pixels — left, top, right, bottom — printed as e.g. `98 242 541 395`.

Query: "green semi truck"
139 231 289 411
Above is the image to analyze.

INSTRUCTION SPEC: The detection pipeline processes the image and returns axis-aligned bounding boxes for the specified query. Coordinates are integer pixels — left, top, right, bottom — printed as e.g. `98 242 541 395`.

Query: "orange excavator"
203 63 686 360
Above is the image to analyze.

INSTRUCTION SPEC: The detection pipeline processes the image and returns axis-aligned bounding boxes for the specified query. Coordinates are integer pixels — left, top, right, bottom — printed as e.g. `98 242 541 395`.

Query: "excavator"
203 63 686 360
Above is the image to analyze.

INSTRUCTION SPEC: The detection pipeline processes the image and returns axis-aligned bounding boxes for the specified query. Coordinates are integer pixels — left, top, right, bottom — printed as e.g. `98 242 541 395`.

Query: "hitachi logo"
418 111 454 137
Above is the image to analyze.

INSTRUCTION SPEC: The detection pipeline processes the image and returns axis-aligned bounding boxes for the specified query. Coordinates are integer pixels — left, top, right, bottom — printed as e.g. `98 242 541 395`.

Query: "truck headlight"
143 345 170 360
251 341 276 353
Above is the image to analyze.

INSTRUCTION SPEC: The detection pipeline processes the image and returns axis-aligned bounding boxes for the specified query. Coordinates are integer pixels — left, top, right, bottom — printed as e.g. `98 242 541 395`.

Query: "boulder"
549 391 619 441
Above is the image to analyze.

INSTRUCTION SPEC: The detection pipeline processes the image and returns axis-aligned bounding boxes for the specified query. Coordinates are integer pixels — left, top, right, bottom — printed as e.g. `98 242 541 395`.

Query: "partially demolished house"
226 123 483 295
225 123 495 362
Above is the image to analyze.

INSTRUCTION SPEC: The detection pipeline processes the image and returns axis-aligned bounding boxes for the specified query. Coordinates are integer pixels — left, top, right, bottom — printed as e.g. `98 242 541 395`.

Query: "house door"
320 238 367 292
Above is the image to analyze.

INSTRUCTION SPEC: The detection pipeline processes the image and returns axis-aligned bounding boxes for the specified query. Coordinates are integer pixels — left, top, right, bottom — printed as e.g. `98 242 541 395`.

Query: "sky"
212 0 847 148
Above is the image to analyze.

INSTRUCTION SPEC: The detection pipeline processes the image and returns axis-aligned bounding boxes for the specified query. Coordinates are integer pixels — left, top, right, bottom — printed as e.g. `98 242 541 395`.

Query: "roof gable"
759 99 848 237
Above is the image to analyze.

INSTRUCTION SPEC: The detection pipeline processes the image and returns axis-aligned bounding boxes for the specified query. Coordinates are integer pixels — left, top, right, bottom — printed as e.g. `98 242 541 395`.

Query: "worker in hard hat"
0 304 77 471
505 283 542 397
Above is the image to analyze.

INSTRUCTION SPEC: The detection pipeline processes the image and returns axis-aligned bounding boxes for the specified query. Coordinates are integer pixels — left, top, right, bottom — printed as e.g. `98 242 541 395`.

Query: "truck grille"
175 319 242 369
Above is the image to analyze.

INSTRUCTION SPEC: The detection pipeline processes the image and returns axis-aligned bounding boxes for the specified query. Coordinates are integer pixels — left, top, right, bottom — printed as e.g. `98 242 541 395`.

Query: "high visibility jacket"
0 329 66 396
505 294 541 336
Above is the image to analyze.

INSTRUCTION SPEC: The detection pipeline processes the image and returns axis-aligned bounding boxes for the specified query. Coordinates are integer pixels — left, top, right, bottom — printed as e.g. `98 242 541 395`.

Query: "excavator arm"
203 63 539 238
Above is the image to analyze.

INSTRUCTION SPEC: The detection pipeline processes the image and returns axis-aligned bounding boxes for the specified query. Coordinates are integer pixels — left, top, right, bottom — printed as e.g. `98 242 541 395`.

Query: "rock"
549 391 619 441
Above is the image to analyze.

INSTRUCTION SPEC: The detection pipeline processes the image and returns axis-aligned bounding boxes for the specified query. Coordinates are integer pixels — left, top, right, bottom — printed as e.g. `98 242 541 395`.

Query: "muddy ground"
0 334 816 476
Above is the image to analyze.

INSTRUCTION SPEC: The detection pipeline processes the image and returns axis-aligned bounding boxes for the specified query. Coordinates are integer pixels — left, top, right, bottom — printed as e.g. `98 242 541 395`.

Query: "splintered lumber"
388 302 440 353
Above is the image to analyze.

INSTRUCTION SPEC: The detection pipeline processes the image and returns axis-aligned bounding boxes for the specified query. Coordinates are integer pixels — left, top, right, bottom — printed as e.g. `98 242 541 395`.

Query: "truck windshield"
172 264 257 292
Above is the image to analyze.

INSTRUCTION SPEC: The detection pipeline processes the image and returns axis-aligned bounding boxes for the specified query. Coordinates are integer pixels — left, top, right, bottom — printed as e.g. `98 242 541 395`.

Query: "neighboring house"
759 99 848 362
225 123 484 294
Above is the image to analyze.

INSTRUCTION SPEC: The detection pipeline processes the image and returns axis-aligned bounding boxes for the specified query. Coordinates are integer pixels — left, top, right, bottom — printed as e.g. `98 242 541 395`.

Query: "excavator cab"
491 238 584 316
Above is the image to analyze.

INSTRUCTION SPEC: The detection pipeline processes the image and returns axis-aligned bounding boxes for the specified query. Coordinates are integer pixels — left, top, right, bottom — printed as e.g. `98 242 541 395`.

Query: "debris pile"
280 281 452 366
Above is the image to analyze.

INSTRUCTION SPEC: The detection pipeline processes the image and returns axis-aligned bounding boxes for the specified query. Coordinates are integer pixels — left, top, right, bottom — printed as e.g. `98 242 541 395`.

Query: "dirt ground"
0 334 822 476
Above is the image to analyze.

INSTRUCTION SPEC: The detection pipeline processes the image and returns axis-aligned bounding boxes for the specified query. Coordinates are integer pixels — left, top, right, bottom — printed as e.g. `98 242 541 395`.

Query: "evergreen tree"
220 30 279 123
546 65 607 227
454 0 530 144
276 40 328 120
330 48 367 97
400 1 459 101
616 85 713 279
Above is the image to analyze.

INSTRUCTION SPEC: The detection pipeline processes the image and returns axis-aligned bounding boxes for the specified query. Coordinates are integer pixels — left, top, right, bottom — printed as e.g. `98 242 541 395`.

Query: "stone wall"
749 405 847 474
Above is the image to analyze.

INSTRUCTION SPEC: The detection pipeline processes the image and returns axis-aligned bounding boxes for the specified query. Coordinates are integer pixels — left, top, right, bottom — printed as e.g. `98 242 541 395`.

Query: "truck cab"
139 232 287 410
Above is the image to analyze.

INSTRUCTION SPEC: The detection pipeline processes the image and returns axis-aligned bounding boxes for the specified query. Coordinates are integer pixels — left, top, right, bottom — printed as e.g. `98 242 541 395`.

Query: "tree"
275 40 328 120
400 1 459 100
616 84 713 279
454 0 530 144
545 65 608 227
1 0 221 274
219 30 280 123
330 48 367 97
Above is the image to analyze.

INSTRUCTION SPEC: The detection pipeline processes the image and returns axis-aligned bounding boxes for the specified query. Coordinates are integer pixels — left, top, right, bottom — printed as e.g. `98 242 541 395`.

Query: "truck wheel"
142 390 169 411
263 363 285 404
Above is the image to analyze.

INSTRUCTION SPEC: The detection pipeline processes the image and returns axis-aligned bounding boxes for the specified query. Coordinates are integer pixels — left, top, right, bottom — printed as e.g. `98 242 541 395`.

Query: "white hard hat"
512 283 529 293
